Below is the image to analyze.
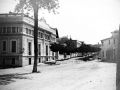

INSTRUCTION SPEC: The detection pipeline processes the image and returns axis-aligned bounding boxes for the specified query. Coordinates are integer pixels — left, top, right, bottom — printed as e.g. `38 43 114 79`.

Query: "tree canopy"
15 0 59 14
50 37 78 55
77 43 101 55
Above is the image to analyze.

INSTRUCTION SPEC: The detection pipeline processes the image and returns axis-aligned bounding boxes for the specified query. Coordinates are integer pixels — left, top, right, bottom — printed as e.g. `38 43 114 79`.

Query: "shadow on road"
0 73 32 85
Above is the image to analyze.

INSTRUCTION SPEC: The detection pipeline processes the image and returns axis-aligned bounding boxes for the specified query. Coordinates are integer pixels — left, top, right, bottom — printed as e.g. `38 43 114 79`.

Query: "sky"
0 0 120 44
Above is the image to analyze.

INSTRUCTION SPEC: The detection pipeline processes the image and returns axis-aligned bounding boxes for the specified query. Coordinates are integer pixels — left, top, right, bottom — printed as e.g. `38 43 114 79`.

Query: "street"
0 58 116 90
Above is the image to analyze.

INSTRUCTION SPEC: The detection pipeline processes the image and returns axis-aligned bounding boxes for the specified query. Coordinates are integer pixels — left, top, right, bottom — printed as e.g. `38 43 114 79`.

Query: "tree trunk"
32 4 38 73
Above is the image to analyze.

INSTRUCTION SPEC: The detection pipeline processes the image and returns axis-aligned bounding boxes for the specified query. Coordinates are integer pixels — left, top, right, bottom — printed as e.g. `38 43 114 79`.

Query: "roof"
101 30 119 42
101 37 112 42
0 13 57 35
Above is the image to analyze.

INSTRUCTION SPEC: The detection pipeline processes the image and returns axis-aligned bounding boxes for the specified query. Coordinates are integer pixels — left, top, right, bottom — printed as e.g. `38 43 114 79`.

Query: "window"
41 33 43 38
39 58 41 63
28 42 32 55
38 32 41 37
3 27 7 33
48 36 50 40
52 52 54 56
18 27 22 33
2 41 7 51
45 34 47 40
46 45 48 56
29 58 31 65
45 35 50 40
39 32 44 38
11 40 17 53
29 29 32 35
52 52 54 60
26 28 33 35
7 27 11 33
38 44 41 55
114 39 115 44
16 27 19 33
26 28 29 34
32 30 34 35
109 40 110 45
12 27 16 33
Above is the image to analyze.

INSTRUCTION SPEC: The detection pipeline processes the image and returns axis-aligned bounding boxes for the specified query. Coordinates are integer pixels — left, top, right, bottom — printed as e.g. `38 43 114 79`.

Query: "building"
72 40 82 48
0 13 58 67
101 30 119 62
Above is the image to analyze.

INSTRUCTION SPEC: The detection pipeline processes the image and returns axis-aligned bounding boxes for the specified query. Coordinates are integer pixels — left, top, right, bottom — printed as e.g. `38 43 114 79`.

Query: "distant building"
73 40 82 48
101 30 119 62
0 13 59 67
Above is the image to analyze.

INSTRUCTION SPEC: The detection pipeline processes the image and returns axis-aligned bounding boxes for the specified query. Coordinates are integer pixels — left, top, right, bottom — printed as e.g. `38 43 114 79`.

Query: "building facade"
101 30 119 62
0 13 58 67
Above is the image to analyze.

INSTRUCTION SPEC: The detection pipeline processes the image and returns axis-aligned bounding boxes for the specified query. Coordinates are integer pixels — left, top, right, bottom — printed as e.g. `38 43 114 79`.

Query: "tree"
50 37 78 59
50 42 62 52
77 43 101 56
77 43 87 56
15 0 59 73
57 37 69 44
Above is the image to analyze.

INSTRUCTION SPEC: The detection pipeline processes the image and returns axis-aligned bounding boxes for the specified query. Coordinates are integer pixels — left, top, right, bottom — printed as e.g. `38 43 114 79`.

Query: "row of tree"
50 37 76 55
50 37 101 56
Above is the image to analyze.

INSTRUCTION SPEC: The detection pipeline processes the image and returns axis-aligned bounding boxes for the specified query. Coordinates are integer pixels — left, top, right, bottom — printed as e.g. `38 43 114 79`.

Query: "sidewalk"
0 57 81 75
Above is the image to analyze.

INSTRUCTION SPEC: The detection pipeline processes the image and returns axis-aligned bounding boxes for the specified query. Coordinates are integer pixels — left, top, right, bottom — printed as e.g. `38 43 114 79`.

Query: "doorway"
29 58 31 65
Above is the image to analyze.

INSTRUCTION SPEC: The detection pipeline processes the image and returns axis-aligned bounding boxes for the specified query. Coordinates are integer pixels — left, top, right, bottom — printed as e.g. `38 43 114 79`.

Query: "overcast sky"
0 0 120 44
